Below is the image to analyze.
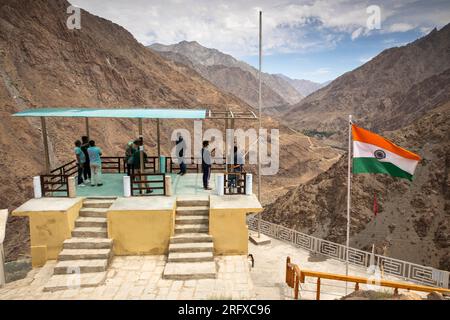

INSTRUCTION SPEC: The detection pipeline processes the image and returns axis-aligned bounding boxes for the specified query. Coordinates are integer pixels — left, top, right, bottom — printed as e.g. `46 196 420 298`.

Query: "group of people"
176 134 244 191
74 136 103 187
74 133 244 192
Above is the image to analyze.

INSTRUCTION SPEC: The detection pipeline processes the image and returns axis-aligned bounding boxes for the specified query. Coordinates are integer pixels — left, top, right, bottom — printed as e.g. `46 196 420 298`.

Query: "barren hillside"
0 0 338 261
262 102 450 270
280 24 450 141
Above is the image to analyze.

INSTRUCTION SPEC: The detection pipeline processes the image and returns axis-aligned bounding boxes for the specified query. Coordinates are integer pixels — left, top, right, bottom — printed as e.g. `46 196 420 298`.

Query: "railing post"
316 278 321 300
33 176 42 198
67 176 76 198
286 257 291 284
216 173 224 196
0 209 8 288
165 175 171 196
245 173 252 195
123 176 131 197
294 275 299 300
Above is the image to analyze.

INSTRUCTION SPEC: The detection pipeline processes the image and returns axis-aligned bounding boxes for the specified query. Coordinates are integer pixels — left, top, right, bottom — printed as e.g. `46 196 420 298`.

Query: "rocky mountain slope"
275 74 323 97
149 41 305 108
262 102 450 270
0 0 339 261
280 24 450 141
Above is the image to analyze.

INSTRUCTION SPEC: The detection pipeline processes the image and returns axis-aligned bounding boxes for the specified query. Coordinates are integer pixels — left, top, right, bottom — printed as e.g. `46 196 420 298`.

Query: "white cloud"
69 0 450 56
387 23 415 32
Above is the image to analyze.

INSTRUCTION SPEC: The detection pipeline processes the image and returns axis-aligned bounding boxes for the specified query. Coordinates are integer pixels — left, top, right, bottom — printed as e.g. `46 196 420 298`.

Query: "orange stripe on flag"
352 124 421 161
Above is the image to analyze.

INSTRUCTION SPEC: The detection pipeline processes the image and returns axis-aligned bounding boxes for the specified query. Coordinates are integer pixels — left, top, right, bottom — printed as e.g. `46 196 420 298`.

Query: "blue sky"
71 0 450 83
242 29 427 83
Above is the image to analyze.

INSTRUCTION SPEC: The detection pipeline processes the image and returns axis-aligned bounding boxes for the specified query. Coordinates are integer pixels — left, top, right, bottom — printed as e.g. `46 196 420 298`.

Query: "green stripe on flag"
352 157 413 181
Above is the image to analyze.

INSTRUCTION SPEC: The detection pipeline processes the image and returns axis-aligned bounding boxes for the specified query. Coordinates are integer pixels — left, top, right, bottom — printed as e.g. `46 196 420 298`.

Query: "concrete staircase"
44 197 115 292
162 197 216 280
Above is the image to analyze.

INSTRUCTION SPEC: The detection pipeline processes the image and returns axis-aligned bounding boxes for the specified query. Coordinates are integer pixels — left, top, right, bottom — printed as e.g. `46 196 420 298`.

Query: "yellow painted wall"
209 209 248 255
14 201 82 267
107 209 175 255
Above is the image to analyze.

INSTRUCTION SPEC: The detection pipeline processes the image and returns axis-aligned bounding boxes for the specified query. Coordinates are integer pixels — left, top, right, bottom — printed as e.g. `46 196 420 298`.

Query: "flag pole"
345 114 352 294
257 10 262 238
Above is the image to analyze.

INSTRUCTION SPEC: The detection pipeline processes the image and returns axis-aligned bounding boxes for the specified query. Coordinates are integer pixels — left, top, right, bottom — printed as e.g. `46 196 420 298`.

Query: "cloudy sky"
70 0 450 83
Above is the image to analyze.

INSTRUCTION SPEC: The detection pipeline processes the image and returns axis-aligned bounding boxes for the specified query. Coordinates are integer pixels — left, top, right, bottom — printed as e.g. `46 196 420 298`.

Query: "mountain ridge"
149 41 326 108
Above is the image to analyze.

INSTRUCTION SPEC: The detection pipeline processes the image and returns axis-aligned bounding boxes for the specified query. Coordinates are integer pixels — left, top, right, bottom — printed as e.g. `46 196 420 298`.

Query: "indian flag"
352 124 421 181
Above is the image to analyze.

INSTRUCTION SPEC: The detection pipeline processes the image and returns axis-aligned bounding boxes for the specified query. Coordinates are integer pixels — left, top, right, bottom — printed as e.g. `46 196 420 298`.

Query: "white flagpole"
257 10 262 238
345 114 352 294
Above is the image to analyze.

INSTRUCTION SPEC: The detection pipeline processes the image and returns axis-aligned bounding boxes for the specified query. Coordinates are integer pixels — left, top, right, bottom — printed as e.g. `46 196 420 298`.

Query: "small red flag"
373 192 378 217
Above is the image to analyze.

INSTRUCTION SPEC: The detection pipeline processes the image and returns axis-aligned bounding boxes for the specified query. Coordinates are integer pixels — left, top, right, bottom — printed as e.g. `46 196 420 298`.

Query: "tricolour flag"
352 124 421 181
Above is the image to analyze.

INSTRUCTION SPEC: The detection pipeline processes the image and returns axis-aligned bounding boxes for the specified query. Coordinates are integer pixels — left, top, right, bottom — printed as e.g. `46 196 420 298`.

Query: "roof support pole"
41 117 50 174
138 118 144 180
138 118 143 136
85 117 90 137
157 119 161 158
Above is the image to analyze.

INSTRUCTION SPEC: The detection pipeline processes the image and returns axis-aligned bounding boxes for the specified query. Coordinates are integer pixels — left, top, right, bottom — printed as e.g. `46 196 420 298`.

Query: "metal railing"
248 217 450 288
130 172 166 196
286 257 450 300
165 157 226 173
224 172 247 195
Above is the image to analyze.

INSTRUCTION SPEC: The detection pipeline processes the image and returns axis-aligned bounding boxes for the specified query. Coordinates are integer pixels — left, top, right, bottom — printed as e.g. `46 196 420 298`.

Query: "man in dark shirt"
201 140 212 190
176 133 187 175
132 139 152 194
81 135 91 183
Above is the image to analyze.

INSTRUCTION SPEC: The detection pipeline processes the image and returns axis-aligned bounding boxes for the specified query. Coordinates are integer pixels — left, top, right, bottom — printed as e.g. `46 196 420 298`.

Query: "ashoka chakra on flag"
352 124 421 181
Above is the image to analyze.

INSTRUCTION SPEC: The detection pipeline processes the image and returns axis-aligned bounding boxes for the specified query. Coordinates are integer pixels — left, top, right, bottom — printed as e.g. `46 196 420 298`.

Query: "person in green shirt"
87 140 103 187
74 140 86 187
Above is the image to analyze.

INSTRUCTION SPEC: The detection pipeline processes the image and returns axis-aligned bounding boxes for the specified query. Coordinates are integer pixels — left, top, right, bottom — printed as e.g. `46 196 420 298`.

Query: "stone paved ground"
248 236 428 300
0 237 430 300
0 255 254 300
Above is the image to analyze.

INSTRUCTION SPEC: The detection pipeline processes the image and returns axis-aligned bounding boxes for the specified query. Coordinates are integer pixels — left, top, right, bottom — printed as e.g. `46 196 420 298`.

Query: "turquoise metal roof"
12 108 207 119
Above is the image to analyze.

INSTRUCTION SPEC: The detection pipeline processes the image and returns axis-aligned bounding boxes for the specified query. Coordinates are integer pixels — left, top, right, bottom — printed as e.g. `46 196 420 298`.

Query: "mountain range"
149 41 323 109
0 0 338 261
261 24 450 270
276 25 450 143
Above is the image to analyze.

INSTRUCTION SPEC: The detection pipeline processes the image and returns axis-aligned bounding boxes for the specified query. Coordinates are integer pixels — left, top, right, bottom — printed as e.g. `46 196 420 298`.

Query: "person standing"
87 140 103 187
176 133 187 176
229 146 244 190
125 140 135 176
132 139 152 194
81 136 91 183
74 140 86 187
201 140 212 190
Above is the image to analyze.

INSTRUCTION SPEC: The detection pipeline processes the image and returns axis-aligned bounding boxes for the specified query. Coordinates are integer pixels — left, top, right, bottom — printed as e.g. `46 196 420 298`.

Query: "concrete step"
75 217 107 228
176 206 209 216
175 215 208 225
175 224 208 234
58 248 111 261
169 242 213 253
163 261 216 280
79 208 107 218
168 251 213 263
86 196 117 200
176 199 209 207
54 259 108 274
63 237 112 250
83 199 114 209
43 272 107 292
170 233 213 244
72 227 107 238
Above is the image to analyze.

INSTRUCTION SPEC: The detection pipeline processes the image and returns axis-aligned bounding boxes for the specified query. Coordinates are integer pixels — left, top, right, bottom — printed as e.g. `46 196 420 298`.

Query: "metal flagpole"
345 114 352 294
257 10 262 238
